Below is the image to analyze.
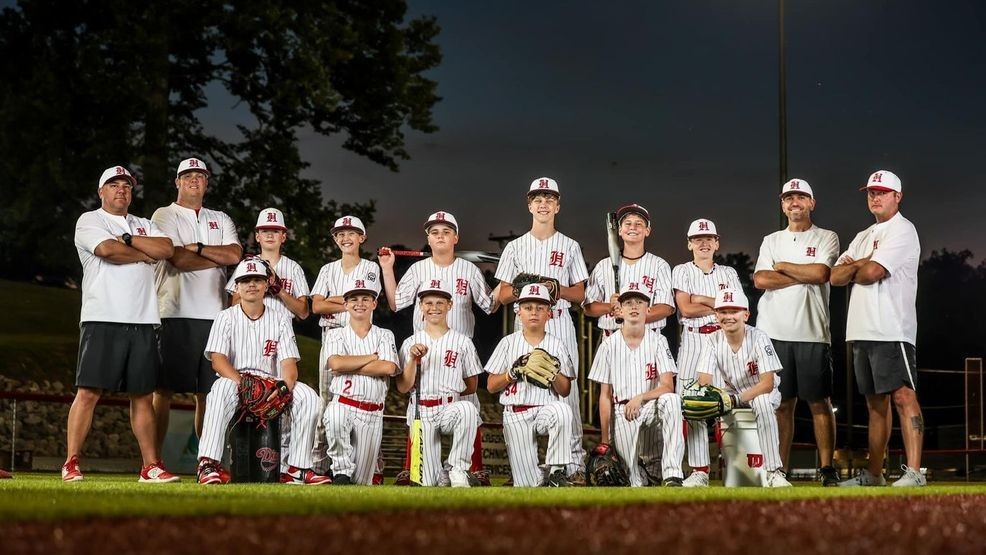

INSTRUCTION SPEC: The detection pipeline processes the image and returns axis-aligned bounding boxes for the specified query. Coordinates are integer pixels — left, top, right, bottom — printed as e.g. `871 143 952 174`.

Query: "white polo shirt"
152 203 239 320
75 209 167 325
754 225 839 343
840 212 920 345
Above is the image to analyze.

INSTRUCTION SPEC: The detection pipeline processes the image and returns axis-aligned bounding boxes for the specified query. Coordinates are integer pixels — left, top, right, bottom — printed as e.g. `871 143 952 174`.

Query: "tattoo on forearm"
911 416 924 434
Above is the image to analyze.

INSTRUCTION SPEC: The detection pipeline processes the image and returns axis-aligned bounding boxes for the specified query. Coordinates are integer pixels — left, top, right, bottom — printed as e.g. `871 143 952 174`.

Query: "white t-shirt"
698 325 783 395
394 257 494 337
840 212 920 344
754 225 839 343
204 305 300 378
310 258 380 329
585 253 674 331
75 209 167 325
588 329 677 403
484 331 576 407
152 203 239 320
225 255 309 322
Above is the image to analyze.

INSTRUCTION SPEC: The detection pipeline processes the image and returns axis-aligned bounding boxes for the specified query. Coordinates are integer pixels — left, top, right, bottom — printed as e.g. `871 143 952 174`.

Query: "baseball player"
196 259 328 485
152 157 242 451
753 179 841 486
65 166 178 483
486 284 576 487
694 288 792 488
395 278 483 487
495 177 588 482
379 210 498 485
321 278 400 485
671 218 743 487
226 208 310 321
588 282 685 487
831 170 924 487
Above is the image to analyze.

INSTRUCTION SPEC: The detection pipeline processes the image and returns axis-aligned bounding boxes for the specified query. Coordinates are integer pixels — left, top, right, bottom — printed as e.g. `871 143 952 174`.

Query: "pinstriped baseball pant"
323 399 383 485
502 402 574 487
744 389 783 472
407 400 480 486
676 330 725 468
614 394 685 486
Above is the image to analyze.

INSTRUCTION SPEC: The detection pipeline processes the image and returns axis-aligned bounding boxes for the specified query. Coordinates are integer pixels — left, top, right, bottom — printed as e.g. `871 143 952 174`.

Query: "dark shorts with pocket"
774 340 833 402
157 318 216 394
852 341 917 395
76 322 159 394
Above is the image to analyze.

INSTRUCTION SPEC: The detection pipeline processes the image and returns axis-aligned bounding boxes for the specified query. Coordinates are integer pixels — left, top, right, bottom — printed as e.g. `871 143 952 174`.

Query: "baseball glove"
587 443 630 486
681 383 738 421
238 374 293 423
508 348 561 389
253 258 283 296
511 272 561 301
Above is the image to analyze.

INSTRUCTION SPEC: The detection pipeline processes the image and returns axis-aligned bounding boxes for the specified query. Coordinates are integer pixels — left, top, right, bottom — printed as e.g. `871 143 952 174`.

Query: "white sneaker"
838 468 887 487
764 469 792 488
682 470 709 488
892 465 927 487
449 468 471 488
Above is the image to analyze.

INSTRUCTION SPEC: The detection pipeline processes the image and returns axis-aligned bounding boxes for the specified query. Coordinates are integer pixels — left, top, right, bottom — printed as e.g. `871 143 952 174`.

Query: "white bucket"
720 409 764 487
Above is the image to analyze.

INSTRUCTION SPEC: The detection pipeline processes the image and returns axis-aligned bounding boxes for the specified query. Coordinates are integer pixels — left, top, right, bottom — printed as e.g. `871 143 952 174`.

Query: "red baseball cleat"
61 455 83 482
281 465 332 485
139 461 181 483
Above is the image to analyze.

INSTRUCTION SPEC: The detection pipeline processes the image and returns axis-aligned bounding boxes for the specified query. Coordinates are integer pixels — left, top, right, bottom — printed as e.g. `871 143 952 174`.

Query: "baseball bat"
606 212 623 324
409 359 424 486
378 248 500 264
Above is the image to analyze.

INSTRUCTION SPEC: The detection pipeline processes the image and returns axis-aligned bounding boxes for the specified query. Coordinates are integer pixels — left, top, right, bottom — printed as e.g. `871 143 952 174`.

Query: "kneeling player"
395 278 483 487
686 288 791 488
197 259 328 485
589 282 685 487
486 284 575 487
322 278 400 485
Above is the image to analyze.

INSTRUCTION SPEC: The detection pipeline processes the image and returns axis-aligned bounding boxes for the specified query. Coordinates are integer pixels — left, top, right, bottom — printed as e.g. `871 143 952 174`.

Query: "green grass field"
3 473 985 522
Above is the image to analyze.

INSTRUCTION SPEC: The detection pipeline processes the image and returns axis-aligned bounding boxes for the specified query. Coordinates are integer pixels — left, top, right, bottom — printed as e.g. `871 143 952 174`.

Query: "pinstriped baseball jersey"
395 258 494 336
698 325 783 393
323 325 399 403
485 332 575 406
203 306 300 377
399 330 484 398
310 258 380 329
585 254 674 331
671 263 742 329
587 330 677 402
225 255 309 321
494 232 589 312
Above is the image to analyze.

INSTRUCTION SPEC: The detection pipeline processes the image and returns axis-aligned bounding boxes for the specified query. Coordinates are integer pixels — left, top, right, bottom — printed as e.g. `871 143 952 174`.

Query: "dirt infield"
6 494 986 554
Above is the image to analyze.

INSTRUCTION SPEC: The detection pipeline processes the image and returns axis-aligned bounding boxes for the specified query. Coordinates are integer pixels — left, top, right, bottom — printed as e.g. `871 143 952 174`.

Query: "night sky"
176 1 986 264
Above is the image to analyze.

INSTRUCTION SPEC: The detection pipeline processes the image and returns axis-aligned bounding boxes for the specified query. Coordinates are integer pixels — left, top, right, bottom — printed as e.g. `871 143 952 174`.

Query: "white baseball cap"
616 203 650 225
687 218 718 238
231 258 269 283
516 283 553 305
714 288 749 311
617 281 650 303
176 157 210 177
424 211 458 233
861 170 902 193
98 166 136 189
331 215 366 235
343 277 380 299
780 178 814 199
417 277 453 300
255 208 287 231
528 177 560 197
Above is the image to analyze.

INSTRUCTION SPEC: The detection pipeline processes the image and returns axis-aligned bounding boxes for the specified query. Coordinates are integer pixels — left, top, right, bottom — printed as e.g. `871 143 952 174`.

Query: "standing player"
196 259 328 485
65 166 178 483
671 218 743 487
395 278 483 487
832 170 924 487
486 284 575 487
379 211 498 485
227 208 310 321
753 179 840 485
495 177 588 482
321 278 400 485
693 288 792 488
152 157 242 451
588 282 685 487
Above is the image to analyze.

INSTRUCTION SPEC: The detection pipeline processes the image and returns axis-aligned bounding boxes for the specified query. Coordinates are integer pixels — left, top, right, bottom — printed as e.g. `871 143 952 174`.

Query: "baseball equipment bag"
508 348 561 389
238 374 293 424
511 272 561 301
681 382 738 421
229 412 281 483
587 443 630 486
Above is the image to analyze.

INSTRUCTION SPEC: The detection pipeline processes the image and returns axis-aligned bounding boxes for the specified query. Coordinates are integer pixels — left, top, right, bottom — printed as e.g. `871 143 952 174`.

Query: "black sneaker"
663 477 684 487
818 466 840 487
333 474 353 485
541 468 572 487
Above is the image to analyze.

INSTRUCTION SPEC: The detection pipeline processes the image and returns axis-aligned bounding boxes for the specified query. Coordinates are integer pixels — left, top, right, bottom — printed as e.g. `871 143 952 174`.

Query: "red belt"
337 395 383 412
507 405 541 413
688 324 721 334
419 396 456 408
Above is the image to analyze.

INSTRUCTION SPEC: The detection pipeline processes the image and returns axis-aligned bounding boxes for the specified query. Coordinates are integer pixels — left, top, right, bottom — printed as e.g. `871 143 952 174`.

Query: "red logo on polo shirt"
747 360 759 377
641 275 655 291
266 212 278 223
548 251 564 267
455 278 468 295
873 240 879 250
644 363 657 380
208 221 218 230
747 454 764 468
136 227 147 236
443 350 459 367
698 221 710 231
806 247 816 257
263 340 279 357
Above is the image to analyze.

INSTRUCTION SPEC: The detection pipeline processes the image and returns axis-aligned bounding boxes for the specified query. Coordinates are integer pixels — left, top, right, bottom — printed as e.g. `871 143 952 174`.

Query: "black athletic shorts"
852 341 917 395
157 318 217 394
775 340 834 402
76 322 159 393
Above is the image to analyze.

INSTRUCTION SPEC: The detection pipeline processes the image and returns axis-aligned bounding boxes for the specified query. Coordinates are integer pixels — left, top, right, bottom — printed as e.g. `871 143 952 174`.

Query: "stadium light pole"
778 0 788 230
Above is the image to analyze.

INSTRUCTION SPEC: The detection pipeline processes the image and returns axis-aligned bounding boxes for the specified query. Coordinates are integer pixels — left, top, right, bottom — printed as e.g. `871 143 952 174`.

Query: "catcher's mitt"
238 374 293 423
587 443 630 486
508 348 560 389
681 382 738 421
511 272 560 301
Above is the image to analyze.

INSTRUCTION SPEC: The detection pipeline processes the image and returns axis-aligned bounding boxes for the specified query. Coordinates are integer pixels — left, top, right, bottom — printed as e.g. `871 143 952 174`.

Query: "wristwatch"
196 242 204 255
122 233 133 247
